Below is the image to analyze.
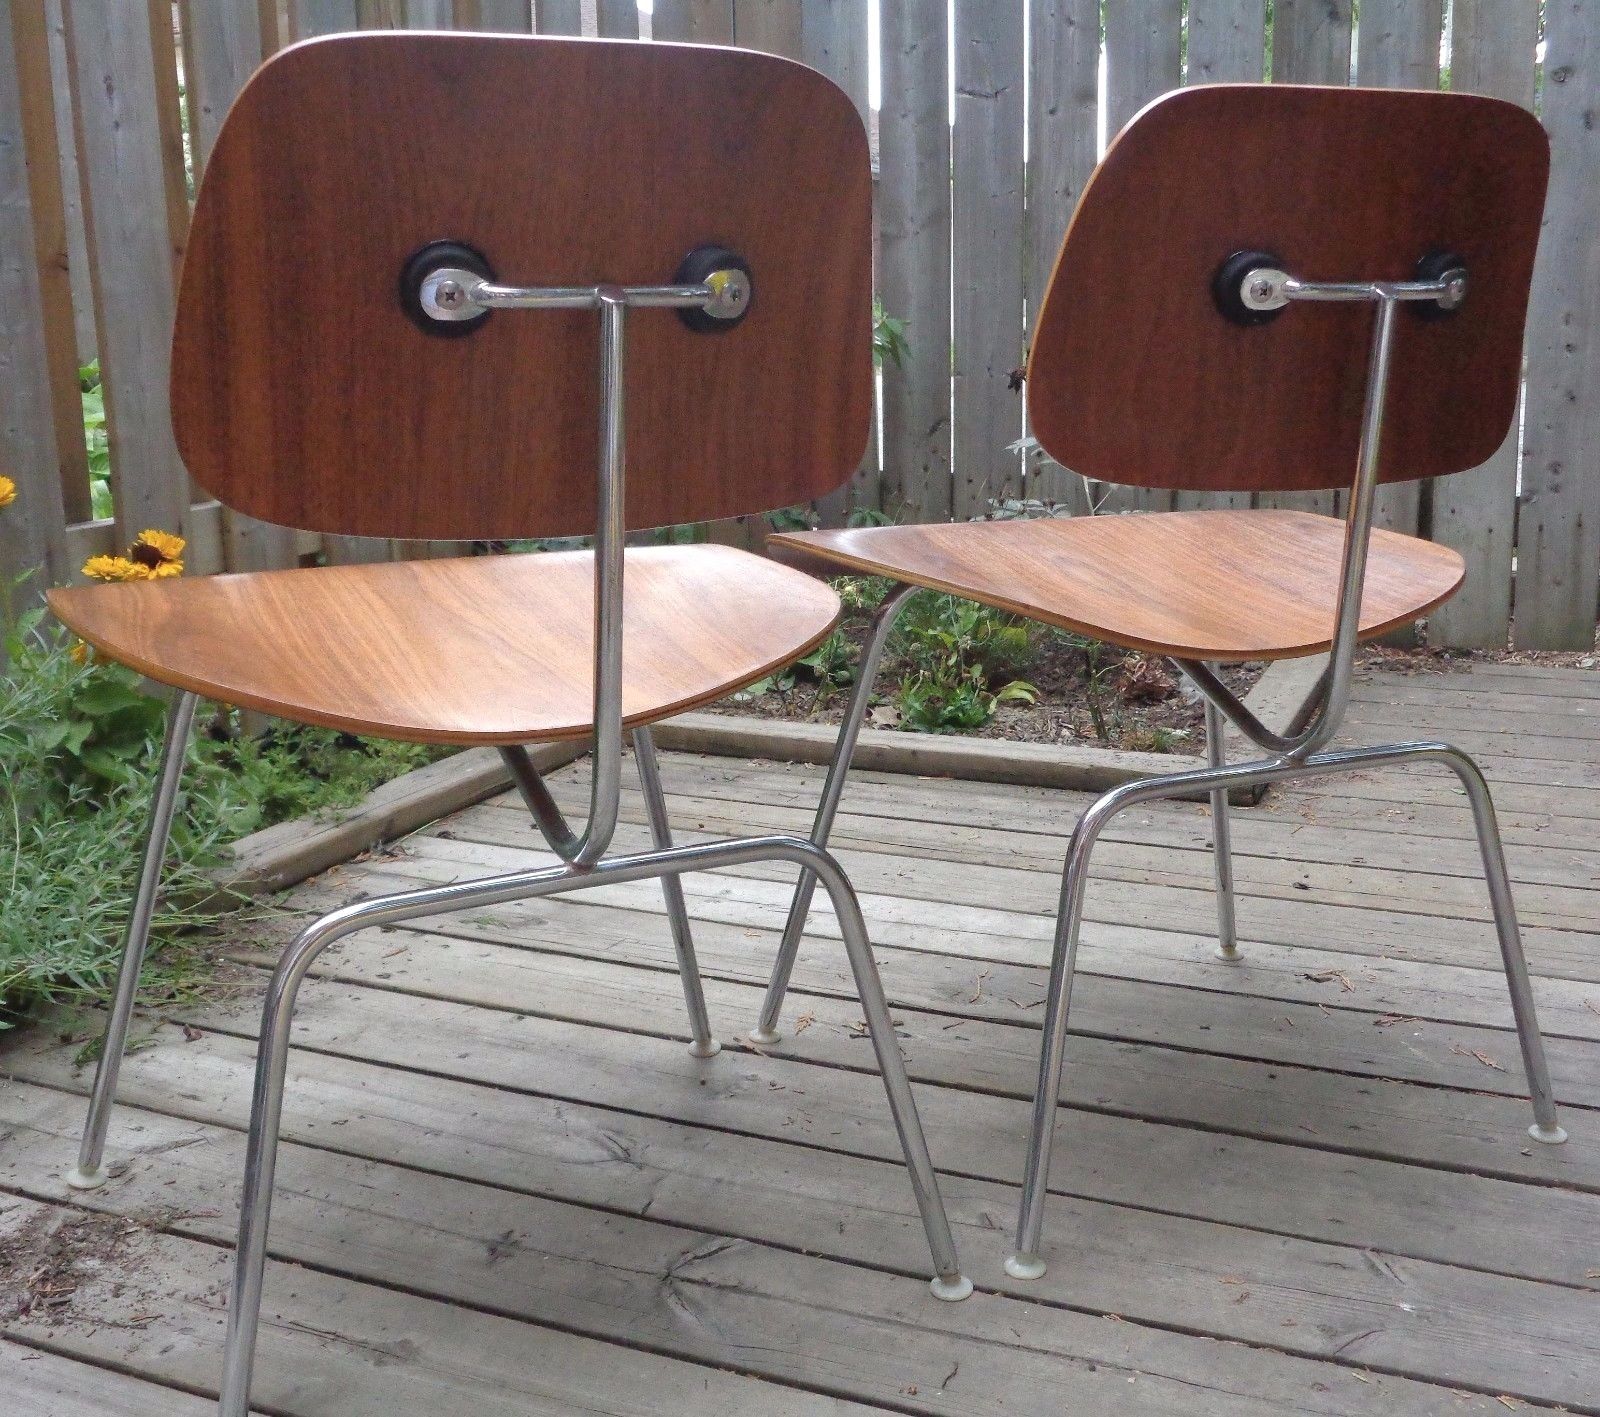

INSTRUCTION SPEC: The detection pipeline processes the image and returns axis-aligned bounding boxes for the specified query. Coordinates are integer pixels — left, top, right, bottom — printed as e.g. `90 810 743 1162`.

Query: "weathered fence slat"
1516 1 1600 648
533 0 582 32
454 2 535 30
594 0 639 39
1186 0 1264 86
1427 0 1537 648
878 0 951 523
651 0 733 44
951 0 1024 521
0 7 70 604
9 4 90 530
59 0 189 545
1023 0 1098 515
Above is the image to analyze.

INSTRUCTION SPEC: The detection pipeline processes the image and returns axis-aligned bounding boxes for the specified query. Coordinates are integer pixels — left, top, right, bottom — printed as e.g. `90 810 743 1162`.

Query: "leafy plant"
894 592 1036 686
0 611 439 1030
897 663 1036 734
80 362 113 521
872 299 909 370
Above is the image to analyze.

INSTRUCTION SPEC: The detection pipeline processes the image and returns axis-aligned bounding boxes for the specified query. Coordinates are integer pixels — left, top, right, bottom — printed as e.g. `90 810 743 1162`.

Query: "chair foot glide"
1529 1122 1569 1146
1003 1252 1046 1282
931 1272 975 1302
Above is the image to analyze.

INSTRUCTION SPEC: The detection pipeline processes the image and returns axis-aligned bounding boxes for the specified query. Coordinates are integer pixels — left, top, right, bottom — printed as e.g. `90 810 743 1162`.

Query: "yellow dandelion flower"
82 554 152 583
0 475 16 508
129 528 186 572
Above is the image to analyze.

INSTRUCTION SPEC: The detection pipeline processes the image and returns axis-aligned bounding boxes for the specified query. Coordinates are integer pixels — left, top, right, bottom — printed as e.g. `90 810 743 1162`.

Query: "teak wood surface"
48 547 840 743
1027 84 1549 492
772 509 1464 661
170 33 873 540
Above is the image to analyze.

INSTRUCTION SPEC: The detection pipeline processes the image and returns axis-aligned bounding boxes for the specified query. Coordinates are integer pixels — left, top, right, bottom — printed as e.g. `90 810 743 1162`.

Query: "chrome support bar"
218 830 972 1413
1005 737 1567 1281
421 271 717 317
1203 694 1240 963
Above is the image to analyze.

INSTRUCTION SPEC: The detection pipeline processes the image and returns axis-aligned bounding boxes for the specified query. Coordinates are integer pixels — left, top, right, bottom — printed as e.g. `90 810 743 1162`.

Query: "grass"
0 612 439 1031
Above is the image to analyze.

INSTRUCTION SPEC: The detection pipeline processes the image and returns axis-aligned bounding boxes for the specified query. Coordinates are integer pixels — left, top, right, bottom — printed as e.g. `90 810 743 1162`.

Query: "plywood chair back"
172 32 872 539
1027 84 1549 493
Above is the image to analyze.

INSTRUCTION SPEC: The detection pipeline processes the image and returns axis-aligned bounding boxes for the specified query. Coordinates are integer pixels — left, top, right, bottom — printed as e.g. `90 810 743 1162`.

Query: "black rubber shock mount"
399 240 495 338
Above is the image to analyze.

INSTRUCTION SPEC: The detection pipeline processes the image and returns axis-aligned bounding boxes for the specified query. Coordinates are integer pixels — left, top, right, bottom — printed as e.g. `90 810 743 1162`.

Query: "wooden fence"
1 1 1596 648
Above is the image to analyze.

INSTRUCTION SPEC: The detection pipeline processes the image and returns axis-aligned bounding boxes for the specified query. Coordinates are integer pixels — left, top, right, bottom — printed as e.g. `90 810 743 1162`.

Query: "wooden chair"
50 33 971 1417
755 84 1567 1279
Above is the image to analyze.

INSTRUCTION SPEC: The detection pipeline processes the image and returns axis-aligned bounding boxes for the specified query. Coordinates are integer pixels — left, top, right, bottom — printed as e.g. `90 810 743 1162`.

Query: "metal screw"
1249 278 1274 301
435 279 465 309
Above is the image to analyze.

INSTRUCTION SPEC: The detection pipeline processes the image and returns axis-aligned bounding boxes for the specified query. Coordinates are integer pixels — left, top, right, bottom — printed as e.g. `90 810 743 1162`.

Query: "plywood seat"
772 508 1464 662
48 545 840 744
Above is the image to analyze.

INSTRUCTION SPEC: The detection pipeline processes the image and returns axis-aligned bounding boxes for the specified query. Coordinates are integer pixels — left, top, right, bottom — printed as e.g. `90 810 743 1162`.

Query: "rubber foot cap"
746 1026 781 1046
65 1165 108 1191
1214 944 1243 964
688 1038 722 1059
1004 1252 1046 1281
1529 1122 1568 1145
930 1273 973 1302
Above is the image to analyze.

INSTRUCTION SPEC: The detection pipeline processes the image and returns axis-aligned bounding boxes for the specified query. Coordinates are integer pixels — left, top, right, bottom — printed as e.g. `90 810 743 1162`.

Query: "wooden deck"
3 660 1599 1414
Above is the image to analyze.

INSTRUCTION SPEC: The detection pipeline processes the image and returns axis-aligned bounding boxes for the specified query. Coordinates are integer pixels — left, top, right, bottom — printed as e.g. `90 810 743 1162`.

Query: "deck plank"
4 661 1597 1413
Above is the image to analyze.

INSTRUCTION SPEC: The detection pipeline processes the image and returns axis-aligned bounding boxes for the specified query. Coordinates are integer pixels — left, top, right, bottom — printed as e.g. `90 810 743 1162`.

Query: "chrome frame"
68 277 970 1417
756 271 1568 1284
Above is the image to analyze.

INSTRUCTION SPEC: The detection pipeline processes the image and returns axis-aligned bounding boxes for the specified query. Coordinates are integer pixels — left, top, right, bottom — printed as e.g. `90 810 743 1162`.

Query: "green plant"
80 362 113 521
894 592 1036 685
897 663 1036 734
0 612 440 1030
872 299 909 370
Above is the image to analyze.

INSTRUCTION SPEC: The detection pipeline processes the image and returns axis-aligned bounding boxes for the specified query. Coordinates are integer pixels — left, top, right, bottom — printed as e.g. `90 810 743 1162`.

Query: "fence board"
1174 0 1262 515
951 1 1023 521
60 0 189 544
1427 0 1537 648
1516 1 1600 648
595 0 639 38
734 0 800 54
1186 0 1264 85
10 4 90 529
453 2 534 28
651 0 733 43
1022 0 1097 515
0 7 69 604
878 0 950 523
1357 0 1442 549
534 0 581 31
45 2 95 370
1099 0 1180 515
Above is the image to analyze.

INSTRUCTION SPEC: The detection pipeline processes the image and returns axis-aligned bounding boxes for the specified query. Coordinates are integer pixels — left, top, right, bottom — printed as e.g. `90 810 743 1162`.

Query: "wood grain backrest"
171 33 872 539
1027 85 1549 493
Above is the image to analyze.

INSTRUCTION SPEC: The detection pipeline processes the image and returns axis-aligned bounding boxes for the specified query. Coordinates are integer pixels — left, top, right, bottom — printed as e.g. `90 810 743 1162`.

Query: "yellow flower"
82 554 152 583
129 528 185 575
0 475 15 508
69 640 91 665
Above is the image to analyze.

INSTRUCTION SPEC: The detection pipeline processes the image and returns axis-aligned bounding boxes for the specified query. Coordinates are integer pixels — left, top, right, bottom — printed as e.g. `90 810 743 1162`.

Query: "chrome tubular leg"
634 727 719 1057
804 845 970 1301
752 583 916 1044
1205 695 1241 963
1005 804 1103 1281
1439 746 1566 1145
66 690 199 1191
